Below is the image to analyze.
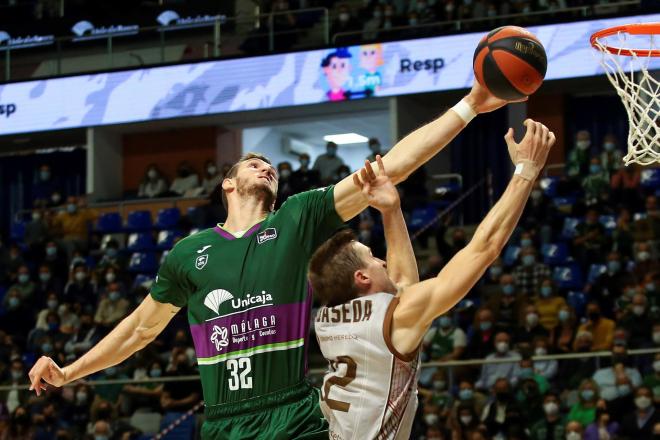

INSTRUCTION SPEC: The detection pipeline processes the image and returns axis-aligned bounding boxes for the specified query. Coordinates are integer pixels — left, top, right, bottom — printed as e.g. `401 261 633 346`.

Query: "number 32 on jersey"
227 358 253 390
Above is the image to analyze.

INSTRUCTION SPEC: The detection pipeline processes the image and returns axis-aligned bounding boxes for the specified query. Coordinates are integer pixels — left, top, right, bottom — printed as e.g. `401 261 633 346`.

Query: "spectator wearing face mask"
52 195 97 258
450 403 479 440
7 265 36 303
532 336 558 380
313 142 345 185
513 246 551 296
475 332 521 390
573 208 609 269
69 383 94 435
274 161 295 209
481 378 523 438
633 195 660 243
362 5 383 40
161 352 202 412
290 153 320 193
466 307 497 359
169 161 200 197
620 293 655 349
516 304 549 349
0 406 34 440
550 305 577 353
643 353 660 404
607 374 635 423
0 288 33 338
39 240 68 282
64 311 100 362
34 292 61 331
567 130 592 178
632 242 659 282
200 159 221 195
587 251 633 318
575 302 615 351
534 279 567 331
63 263 96 309
521 180 554 231
593 345 642 402
486 273 524 334
97 240 126 273
568 379 600 426
332 3 359 37
600 134 623 175
584 407 620 440
34 264 62 306
619 386 659 439
611 165 641 211
423 313 467 362
0 359 29 414
120 360 164 415
94 282 129 329
419 370 452 419
138 164 168 198
24 208 49 257
529 391 565 440
453 380 488 420
91 420 112 440
565 420 584 440
582 157 610 204
33 163 61 205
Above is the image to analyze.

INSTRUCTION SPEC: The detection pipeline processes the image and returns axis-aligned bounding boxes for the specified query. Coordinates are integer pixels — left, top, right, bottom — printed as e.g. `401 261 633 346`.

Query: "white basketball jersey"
315 293 420 440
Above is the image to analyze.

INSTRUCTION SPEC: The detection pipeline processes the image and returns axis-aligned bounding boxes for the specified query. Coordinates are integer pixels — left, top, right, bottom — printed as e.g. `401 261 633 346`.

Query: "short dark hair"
221 152 272 211
309 230 365 307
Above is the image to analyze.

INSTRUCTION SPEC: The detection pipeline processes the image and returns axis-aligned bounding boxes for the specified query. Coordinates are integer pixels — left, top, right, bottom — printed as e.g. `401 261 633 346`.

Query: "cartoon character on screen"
320 48 353 102
358 43 384 97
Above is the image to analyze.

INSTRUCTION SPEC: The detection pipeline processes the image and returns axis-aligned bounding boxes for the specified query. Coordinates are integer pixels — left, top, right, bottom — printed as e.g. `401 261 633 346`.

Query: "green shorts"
201 381 328 440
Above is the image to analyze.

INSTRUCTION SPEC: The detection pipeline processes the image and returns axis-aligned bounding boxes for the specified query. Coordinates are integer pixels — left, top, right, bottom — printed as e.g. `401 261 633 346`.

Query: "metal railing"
332 0 641 44
3 347 657 392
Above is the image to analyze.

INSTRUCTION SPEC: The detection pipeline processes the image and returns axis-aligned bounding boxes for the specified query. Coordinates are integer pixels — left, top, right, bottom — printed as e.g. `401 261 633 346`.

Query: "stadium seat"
409 205 437 232
159 412 195 440
539 176 559 197
599 215 616 233
552 264 584 290
96 212 123 233
587 264 607 284
641 168 660 189
154 207 181 230
566 291 588 317
157 230 181 250
132 274 154 290
10 219 26 242
541 242 569 265
552 196 577 214
126 233 155 252
126 210 153 231
503 245 521 266
128 252 158 274
561 217 581 240
160 250 170 264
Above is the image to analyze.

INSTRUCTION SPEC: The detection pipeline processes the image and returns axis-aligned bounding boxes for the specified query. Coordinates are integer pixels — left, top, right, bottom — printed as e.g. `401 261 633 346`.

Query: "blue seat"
553 264 584 290
96 212 122 233
128 252 158 274
159 412 195 440
503 245 521 266
409 205 437 232
540 176 559 197
566 291 588 317
561 217 581 240
160 250 170 264
154 208 181 230
10 220 26 242
126 210 152 231
541 242 569 265
157 230 181 250
641 168 660 189
599 215 616 233
126 233 155 252
132 274 154 290
552 196 576 213
587 263 607 284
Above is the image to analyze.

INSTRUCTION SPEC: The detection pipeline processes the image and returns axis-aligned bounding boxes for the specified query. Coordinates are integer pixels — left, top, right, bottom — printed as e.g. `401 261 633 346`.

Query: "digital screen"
0 13 658 136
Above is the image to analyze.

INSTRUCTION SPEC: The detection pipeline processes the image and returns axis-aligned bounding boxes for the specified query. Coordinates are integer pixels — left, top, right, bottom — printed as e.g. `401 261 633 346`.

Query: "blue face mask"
150 369 162 378
590 164 602 174
106 248 118 258
519 368 534 379
439 316 452 328
67 204 77 214
109 291 121 302
18 274 29 284
617 384 631 396
39 272 51 282
581 389 595 401
522 255 535 267
40 170 51 181
608 260 621 273
105 367 117 376
459 388 474 400
645 282 655 292
41 343 53 353
489 266 502 278
327 148 336 157
558 310 570 322
480 321 492 331
8 297 19 308
521 238 532 248
540 286 553 298
46 246 57 256
502 284 515 295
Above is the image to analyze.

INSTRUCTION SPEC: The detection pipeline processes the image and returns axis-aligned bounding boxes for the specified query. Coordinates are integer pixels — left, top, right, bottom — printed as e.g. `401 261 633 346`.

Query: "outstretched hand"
504 118 556 169
28 356 66 396
353 155 400 212
465 80 528 114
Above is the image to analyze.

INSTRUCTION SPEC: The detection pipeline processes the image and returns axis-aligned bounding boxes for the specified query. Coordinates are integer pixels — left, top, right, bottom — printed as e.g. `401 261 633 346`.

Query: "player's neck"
224 197 269 233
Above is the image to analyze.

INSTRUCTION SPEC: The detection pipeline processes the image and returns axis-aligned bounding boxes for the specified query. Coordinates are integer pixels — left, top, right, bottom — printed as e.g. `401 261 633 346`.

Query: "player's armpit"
390 244 495 355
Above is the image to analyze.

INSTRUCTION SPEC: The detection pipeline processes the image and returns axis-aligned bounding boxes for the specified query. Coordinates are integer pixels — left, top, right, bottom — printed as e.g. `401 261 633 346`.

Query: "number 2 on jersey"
227 358 252 390
322 355 357 412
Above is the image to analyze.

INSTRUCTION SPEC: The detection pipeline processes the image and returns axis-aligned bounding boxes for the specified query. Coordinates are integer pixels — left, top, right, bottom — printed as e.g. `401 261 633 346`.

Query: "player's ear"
222 177 235 193
354 269 370 291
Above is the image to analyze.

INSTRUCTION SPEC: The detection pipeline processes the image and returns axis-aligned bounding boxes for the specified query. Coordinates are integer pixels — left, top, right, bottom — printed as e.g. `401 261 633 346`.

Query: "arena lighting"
323 133 368 145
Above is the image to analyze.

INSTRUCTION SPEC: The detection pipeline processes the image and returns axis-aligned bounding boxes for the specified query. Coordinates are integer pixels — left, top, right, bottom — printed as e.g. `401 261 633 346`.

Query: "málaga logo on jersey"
204 289 234 315
256 228 277 244
210 325 229 351
195 254 208 270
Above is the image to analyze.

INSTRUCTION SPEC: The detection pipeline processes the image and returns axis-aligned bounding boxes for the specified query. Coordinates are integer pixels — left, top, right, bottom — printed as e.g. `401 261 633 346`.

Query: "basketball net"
592 29 659 166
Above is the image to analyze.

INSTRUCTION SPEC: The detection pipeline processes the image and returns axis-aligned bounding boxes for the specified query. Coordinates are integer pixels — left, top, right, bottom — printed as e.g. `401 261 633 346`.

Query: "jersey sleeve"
281 185 345 254
150 250 190 308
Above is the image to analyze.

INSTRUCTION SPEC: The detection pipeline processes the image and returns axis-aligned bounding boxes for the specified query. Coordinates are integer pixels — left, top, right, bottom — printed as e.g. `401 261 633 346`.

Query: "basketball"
473 26 548 100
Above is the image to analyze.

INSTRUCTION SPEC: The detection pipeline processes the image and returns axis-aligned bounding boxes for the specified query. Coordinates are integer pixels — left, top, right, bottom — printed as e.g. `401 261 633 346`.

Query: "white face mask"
74 272 86 282
147 169 157 179
566 432 582 440
459 415 473 425
496 342 509 353
635 396 652 410
576 140 591 150
632 305 646 316
535 347 547 356
653 360 660 372
105 272 116 283
526 313 539 327
543 401 559 416
424 414 438 426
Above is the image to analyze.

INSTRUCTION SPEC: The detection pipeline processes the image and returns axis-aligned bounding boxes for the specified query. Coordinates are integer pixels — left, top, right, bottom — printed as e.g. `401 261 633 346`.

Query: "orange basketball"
473 26 548 100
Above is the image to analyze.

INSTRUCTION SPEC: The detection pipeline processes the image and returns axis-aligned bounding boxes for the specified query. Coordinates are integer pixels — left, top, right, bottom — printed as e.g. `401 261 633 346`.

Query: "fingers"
376 155 385 175
523 118 536 141
503 128 514 143
28 358 45 396
364 160 377 181
548 131 556 148
352 173 363 189
534 121 543 145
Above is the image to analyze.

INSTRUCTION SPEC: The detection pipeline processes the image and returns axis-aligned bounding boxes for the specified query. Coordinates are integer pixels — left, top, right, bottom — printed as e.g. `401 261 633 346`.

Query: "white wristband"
451 99 477 124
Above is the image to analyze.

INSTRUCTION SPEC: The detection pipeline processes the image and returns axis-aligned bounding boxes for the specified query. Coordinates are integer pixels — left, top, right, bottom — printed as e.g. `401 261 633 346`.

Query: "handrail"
4 347 656 392
331 0 641 44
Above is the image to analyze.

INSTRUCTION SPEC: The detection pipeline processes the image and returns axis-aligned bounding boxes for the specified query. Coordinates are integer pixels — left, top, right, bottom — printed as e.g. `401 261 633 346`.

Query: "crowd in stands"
1 130 660 439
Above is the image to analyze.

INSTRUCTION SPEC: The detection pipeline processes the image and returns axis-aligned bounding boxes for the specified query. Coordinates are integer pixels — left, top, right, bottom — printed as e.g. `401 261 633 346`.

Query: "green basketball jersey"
150 186 344 409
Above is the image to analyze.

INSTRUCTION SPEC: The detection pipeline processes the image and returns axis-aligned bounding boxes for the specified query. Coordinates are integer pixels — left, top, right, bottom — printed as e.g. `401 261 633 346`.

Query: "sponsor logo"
256 228 277 244
197 245 211 253
230 291 273 310
156 10 226 31
71 20 139 42
195 254 208 270
400 57 445 74
0 103 16 118
210 325 229 351
203 289 234 315
0 30 54 50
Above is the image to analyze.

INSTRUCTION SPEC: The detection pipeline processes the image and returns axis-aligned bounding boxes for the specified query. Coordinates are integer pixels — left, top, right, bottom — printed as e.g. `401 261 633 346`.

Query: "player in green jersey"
28 81 523 439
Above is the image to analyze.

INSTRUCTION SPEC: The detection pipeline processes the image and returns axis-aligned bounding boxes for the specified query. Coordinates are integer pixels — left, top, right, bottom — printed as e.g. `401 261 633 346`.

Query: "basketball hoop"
591 23 660 166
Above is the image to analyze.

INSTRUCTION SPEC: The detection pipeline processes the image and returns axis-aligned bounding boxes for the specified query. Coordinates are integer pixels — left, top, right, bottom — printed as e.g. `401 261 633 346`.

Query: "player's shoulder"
278 186 334 210
166 228 217 257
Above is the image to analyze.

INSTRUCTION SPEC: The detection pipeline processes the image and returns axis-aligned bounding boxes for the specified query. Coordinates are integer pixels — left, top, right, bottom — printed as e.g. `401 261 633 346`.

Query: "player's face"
354 242 397 295
234 159 279 203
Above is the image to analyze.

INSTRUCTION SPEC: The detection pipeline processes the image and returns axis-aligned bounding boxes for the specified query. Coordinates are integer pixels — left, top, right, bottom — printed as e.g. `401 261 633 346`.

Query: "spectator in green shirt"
529 391 565 440
582 157 610 205
568 378 600 426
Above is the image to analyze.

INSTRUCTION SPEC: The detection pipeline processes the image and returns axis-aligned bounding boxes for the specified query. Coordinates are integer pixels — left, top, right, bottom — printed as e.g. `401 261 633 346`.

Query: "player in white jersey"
310 120 556 440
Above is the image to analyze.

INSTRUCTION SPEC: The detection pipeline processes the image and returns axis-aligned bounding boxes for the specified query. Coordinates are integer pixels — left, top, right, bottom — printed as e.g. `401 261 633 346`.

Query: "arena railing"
3 347 658 392
332 0 641 45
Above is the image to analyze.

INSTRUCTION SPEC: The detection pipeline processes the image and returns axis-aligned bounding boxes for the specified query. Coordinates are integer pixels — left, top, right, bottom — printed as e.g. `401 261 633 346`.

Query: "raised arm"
28 296 179 395
390 120 555 355
334 81 523 221
353 156 418 288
